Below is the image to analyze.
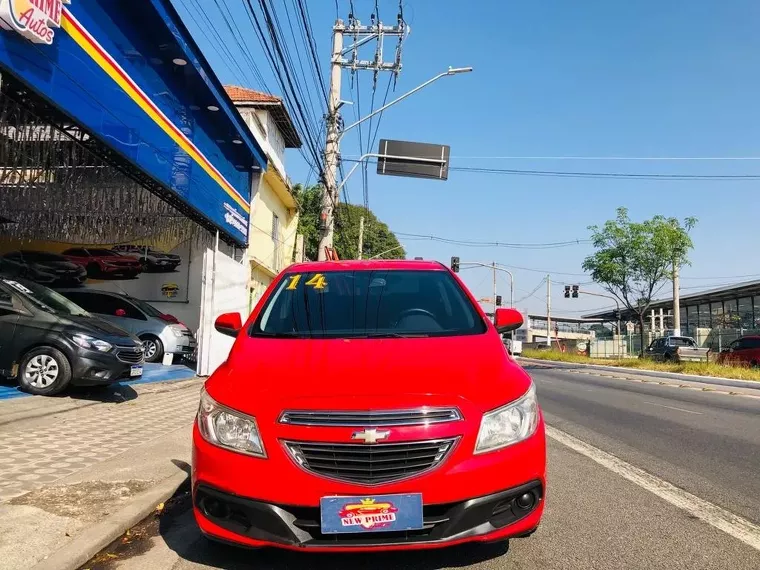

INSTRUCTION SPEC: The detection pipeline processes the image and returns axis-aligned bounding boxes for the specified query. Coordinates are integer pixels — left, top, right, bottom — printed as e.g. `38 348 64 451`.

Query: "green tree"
292 184 405 261
581 207 697 354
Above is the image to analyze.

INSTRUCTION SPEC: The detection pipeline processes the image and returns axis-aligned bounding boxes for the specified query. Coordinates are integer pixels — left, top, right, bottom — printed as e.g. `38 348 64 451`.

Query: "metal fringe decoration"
0 89 207 251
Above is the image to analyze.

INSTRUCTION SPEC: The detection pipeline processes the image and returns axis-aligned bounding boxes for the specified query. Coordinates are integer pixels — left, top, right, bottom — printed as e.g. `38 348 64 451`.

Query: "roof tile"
224 85 281 104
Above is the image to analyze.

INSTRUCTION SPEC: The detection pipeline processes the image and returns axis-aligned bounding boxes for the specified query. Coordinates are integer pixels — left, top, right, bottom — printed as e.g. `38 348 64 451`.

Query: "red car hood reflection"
206 333 531 416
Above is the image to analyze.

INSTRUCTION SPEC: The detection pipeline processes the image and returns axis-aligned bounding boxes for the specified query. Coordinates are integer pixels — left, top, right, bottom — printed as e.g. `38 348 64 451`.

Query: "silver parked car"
57 289 196 363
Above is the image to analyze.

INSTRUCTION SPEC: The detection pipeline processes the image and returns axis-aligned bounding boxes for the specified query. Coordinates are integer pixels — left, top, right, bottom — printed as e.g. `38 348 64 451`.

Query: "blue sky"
171 0 760 316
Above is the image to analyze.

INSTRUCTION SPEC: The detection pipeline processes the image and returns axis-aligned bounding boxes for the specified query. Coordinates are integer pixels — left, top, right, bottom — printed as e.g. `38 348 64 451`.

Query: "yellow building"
225 86 303 310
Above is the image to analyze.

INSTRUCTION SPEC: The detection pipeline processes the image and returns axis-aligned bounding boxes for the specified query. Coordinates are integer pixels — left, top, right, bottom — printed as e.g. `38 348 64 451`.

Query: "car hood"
206 333 532 419
65 314 141 344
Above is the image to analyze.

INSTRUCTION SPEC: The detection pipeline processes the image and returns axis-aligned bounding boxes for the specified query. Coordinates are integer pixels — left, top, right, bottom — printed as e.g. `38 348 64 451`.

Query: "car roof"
284 259 447 273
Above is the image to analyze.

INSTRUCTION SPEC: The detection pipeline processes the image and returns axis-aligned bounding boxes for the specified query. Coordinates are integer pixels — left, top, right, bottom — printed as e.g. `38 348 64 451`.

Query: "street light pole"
461 261 516 343
318 66 473 260
460 262 514 309
338 67 473 142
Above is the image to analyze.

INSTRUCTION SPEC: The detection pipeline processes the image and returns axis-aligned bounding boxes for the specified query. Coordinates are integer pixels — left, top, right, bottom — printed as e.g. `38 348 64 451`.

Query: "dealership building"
0 0 270 374
583 280 760 351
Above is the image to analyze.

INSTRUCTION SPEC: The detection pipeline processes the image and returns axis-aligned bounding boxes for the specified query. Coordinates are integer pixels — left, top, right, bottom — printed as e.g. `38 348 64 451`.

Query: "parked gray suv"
57 289 196 363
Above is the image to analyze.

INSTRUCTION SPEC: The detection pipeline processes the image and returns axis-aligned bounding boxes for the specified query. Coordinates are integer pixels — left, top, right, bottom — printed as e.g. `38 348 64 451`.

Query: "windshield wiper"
359 332 431 338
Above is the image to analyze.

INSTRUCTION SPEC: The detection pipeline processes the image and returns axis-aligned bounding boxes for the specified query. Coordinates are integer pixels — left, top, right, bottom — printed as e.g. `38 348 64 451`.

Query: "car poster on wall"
0 239 191 303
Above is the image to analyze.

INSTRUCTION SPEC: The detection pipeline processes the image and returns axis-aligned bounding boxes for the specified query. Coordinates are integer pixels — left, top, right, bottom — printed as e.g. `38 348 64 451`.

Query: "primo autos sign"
0 0 70 45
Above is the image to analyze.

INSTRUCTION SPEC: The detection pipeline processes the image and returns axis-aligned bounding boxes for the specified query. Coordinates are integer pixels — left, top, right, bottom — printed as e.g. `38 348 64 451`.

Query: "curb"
518 357 760 392
30 470 190 570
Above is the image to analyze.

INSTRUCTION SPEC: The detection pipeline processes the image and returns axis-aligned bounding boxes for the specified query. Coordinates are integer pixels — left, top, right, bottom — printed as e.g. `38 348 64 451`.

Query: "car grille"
279 408 462 427
115 346 145 364
283 439 458 485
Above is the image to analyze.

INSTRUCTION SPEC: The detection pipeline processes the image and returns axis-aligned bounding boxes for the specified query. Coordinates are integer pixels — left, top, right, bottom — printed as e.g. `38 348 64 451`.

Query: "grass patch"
521 348 760 382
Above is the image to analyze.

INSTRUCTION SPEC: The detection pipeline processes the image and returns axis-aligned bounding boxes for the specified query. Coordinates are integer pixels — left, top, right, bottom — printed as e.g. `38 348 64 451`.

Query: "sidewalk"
0 377 203 570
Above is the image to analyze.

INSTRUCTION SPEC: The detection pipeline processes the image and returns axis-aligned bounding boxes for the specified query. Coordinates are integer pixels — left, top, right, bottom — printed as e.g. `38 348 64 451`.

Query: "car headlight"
71 333 113 352
475 383 539 454
197 389 266 458
169 325 185 338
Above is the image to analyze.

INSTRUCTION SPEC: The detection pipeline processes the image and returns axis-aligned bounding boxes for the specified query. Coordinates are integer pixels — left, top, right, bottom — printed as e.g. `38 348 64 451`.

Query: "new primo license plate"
130 365 143 377
320 493 423 534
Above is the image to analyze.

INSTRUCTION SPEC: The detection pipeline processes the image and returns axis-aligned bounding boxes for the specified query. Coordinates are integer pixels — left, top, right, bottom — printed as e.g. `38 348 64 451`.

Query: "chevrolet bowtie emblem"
352 428 390 444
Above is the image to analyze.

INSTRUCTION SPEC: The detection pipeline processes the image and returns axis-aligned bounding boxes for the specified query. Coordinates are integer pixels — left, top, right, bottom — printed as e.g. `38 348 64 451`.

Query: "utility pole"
672 259 681 335
546 275 552 347
357 216 365 260
317 20 345 261
317 11 406 261
492 262 497 316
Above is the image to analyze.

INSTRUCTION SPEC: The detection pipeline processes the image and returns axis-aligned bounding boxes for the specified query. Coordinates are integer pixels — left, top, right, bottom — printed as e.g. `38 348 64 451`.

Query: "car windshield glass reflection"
3 278 90 317
251 270 486 339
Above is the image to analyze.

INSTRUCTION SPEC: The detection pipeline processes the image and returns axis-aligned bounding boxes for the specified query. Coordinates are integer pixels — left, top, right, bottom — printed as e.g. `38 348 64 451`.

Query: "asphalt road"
91 364 760 570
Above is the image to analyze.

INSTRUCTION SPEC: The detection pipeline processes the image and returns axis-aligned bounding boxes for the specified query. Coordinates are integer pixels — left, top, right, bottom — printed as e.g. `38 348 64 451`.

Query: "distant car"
62 248 143 279
503 337 523 356
0 277 144 395
717 336 760 368
111 245 181 272
643 336 709 362
0 251 87 286
57 289 196 363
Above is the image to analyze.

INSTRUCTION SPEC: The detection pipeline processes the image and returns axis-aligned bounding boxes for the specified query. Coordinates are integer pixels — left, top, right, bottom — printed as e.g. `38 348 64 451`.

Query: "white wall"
197 247 250 376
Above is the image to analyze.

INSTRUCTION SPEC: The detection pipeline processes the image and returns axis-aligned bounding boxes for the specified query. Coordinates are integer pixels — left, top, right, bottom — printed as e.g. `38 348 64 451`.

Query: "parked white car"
57 289 196 363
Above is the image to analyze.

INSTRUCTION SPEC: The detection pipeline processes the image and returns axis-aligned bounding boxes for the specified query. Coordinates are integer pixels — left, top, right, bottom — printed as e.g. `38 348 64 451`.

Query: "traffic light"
451 256 460 273
564 285 571 298
496 295 502 306
572 285 579 298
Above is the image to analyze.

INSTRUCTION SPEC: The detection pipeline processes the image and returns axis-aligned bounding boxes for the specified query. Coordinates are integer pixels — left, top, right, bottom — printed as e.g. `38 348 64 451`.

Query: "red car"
62 247 143 279
193 260 546 553
718 335 760 368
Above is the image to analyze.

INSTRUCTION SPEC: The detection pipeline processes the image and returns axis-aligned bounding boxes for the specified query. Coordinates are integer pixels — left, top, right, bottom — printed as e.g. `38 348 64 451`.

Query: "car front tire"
18 347 73 396
140 335 164 363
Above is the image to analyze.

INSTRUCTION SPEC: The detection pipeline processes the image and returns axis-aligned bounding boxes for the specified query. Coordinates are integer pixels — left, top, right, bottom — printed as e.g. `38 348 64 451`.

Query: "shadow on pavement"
63 383 139 403
158 496 510 570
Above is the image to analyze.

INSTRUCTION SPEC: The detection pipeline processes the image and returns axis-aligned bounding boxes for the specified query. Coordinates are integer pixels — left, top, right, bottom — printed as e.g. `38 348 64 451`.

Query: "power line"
427 156 760 161
341 158 760 181
394 231 591 249
514 278 546 305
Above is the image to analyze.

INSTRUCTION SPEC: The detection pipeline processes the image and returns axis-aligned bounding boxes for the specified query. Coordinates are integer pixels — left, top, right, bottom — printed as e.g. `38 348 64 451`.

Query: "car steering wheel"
394 308 437 327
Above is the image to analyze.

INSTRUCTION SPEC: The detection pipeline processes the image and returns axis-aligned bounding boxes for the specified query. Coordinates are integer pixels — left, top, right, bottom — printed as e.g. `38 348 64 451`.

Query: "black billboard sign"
376 139 450 181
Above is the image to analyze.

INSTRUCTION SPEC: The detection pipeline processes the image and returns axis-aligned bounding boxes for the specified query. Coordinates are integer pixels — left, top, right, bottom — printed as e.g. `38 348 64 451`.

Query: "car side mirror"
115 309 127 317
215 312 243 338
494 308 523 333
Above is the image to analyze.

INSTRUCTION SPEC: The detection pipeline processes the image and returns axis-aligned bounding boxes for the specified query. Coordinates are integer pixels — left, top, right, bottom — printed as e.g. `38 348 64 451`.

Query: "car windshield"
251 269 486 339
126 296 164 318
2 278 90 317
89 249 119 256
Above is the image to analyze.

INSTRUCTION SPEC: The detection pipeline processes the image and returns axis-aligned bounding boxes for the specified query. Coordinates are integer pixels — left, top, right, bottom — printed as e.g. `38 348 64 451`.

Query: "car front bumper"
70 348 143 386
193 480 543 551
192 419 546 551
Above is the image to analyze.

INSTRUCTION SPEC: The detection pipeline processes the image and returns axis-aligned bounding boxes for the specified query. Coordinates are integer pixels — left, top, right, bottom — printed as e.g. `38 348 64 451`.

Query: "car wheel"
751 360 759 369
140 335 164 363
86 262 100 277
18 347 72 396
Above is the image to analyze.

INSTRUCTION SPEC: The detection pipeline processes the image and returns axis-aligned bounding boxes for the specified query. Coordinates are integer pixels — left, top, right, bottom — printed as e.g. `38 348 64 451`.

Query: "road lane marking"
642 401 703 415
547 426 760 552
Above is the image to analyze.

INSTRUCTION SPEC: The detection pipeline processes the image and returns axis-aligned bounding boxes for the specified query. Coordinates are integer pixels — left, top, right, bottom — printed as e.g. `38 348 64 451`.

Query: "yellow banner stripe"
60 11 250 214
